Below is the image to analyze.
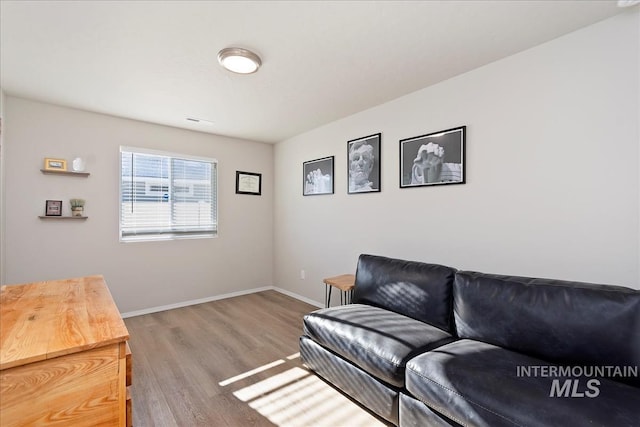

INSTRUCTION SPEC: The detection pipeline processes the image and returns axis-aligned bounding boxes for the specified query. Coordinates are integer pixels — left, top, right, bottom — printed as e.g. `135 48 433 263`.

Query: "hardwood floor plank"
125 290 389 426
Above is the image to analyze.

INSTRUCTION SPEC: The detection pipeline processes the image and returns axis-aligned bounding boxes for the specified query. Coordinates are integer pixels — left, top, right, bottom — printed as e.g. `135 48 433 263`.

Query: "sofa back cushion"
352 254 456 332
454 271 640 386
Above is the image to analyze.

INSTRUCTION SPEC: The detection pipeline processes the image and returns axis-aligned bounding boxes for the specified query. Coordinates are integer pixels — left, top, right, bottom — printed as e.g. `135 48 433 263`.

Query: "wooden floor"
125 290 389 426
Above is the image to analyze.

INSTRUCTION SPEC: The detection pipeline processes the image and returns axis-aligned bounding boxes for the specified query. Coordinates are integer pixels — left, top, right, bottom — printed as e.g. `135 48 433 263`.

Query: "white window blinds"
120 147 217 241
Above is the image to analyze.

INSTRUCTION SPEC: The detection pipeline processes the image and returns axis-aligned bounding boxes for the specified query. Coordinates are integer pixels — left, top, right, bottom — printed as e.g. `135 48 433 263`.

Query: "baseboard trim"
273 286 324 308
121 286 274 318
121 286 324 318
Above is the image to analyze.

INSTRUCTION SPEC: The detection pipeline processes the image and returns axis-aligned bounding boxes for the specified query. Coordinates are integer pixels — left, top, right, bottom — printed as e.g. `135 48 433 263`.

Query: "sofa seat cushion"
406 339 640 427
303 304 454 388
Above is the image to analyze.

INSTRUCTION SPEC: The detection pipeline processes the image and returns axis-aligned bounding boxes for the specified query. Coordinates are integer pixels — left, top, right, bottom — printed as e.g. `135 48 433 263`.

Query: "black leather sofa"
300 254 640 426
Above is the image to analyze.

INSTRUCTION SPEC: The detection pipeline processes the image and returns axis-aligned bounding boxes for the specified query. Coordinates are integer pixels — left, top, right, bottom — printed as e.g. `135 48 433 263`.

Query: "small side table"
323 274 355 308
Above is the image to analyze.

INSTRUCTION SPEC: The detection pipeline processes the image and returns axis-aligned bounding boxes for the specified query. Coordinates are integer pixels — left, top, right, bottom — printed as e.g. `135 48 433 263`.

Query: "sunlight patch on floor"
231 367 387 426
219 359 286 386
233 367 310 402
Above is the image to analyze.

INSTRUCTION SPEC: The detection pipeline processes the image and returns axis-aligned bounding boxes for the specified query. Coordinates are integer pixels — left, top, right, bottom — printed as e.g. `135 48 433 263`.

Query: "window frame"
119 146 218 243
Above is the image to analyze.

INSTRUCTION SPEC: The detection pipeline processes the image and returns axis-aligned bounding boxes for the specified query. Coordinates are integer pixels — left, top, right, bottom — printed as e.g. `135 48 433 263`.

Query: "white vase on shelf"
72 157 85 172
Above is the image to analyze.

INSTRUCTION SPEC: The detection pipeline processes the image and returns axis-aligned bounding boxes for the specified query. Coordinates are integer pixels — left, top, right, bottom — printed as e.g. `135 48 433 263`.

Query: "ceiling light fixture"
218 47 262 74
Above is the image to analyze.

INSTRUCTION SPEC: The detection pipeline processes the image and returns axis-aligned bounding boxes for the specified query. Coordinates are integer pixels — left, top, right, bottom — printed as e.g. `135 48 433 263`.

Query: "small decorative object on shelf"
44 158 67 172
72 157 86 172
70 198 85 216
45 200 63 216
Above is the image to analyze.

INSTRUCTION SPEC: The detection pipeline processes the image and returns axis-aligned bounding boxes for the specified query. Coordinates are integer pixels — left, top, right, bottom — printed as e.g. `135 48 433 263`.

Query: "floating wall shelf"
38 216 88 220
40 169 90 177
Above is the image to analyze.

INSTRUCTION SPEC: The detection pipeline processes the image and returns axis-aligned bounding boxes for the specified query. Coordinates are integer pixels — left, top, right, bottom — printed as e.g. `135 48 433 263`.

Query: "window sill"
120 233 217 243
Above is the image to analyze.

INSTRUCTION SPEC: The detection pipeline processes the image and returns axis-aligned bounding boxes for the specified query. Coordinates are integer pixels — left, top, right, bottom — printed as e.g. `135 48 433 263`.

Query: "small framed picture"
303 156 334 196
348 133 381 194
236 171 262 195
44 158 67 171
45 200 63 216
400 126 466 188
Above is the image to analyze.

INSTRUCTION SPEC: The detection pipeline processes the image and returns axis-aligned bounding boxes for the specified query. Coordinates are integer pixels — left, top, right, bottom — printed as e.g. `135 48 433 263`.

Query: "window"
120 147 217 241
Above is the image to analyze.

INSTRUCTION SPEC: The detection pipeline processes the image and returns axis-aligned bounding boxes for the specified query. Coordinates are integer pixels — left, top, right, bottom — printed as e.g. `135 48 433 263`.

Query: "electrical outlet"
300 270 306 280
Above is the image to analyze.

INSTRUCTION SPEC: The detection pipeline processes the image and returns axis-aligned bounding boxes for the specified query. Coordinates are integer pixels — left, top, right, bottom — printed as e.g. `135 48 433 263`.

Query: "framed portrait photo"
235 171 262 195
303 156 334 196
347 133 381 194
400 126 466 188
45 200 63 216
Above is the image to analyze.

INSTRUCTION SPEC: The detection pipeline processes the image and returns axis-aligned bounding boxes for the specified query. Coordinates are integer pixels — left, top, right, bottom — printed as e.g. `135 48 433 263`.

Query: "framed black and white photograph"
347 133 381 194
400 126 466 188
303 156 334 196
45 200 63 216
235 171 262 195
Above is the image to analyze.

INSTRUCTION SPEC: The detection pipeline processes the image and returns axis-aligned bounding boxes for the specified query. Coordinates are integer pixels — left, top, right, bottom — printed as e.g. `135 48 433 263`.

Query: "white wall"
637 8 640 297
0 88 5 284
274 10 640 306
4 97 274 312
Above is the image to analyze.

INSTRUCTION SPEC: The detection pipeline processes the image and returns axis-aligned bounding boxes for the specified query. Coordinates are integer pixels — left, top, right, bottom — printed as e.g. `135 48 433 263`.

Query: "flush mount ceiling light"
218 47 262 74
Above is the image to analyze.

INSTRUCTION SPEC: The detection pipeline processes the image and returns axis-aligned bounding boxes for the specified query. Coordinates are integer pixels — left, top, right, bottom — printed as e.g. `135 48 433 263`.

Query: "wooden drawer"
1 344 122 426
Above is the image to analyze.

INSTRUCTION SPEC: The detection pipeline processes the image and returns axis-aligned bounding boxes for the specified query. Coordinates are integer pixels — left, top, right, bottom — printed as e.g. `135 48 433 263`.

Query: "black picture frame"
347 133 381 194
45 200 63 216
400 126 466 188
235 171 262 195
303 156 334 196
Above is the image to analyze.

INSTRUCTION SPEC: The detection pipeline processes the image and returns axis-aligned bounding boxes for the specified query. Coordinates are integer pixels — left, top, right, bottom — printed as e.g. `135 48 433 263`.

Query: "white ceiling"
0 1 625 143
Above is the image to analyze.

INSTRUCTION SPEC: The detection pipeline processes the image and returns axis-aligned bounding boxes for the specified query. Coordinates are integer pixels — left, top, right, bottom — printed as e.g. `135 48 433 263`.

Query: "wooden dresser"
0 275 132 426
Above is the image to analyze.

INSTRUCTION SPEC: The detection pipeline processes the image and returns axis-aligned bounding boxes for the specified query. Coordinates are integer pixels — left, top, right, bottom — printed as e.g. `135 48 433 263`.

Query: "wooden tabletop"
323 274 356 291
0 275 129 370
